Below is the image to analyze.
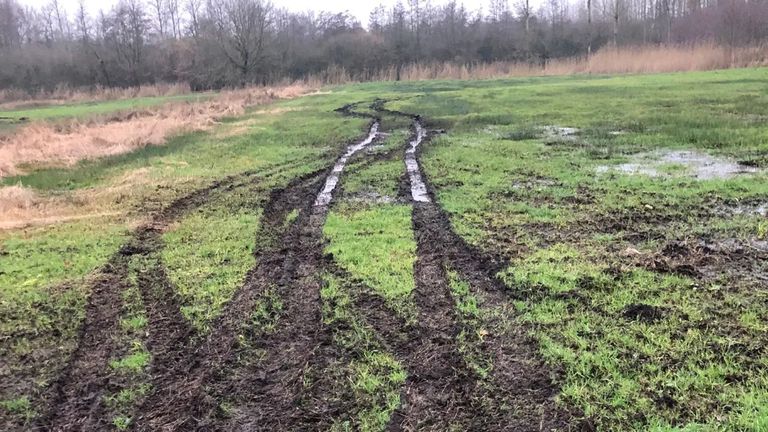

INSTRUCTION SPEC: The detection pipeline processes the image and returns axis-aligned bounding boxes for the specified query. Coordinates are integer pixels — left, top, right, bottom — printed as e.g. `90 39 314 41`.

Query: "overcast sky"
18 0 499 27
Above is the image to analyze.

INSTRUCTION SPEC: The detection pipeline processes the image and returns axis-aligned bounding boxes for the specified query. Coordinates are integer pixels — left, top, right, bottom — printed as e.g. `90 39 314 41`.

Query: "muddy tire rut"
36 101 577 431
375 102 574 431
135 118 381 430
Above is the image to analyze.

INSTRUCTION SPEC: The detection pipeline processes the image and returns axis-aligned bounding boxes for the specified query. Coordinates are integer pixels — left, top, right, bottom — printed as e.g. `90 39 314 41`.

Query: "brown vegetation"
0 84 311 178
0 82 192 108
307 43 768 83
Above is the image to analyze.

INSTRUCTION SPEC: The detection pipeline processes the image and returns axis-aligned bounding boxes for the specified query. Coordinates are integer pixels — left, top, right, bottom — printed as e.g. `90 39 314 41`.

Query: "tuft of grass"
109 344 151 373
0 397 34 421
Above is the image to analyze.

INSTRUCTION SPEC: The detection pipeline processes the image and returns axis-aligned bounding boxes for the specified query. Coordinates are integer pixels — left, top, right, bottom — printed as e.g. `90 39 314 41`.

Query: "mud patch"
732 202 768 217
405 120 430 203
503 125 579 142
315 122 380 206
597 149 760 180
347 190 399 204
511 177 560 190
623 303 666 323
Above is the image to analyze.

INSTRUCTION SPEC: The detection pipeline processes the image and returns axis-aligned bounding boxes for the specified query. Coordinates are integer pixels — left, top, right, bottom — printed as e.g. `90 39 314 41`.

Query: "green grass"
322 273 406 432
3 67 768 429
162 207 259 333
498 245 768 429
403 69 768 430
0 91 370 426
0 220 128 418
324 203 417 321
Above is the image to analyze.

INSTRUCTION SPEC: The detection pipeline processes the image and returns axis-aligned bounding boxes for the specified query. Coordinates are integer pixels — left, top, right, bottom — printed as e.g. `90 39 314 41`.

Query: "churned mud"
374 102 574 431
30 99 582 431
37 169 264 431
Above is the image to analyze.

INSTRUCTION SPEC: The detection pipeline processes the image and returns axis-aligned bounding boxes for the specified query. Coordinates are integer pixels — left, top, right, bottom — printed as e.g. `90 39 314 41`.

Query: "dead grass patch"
0 167 168 230
301 43 768 83
0 84 314 177
0 82 192 108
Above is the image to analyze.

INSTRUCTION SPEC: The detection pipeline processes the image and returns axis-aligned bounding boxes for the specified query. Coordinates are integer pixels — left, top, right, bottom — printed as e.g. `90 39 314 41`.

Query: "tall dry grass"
0 84 311 178
298 42 768 84
0 82 192 109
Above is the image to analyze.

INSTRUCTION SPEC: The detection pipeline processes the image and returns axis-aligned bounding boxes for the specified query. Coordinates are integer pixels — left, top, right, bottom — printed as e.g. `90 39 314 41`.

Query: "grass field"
0 93 211 121
1 68 767 431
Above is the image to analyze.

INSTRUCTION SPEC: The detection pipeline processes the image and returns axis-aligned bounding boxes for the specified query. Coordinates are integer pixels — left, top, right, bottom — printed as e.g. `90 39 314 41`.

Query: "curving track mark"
135 119 381 431
220 116 382 431
375 102 574 431
405 120 430 203
36 168 279 431
315 121 380 206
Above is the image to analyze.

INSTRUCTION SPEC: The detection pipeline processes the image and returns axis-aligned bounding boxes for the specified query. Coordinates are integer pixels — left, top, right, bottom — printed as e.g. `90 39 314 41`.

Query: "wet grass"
409 68 768 430
162 207 260 334
325 203 417 322
3 68 768 430
0 94 369 428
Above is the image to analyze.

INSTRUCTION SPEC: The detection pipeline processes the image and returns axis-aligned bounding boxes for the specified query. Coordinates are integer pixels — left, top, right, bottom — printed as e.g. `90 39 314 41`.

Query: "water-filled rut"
316 121 380 206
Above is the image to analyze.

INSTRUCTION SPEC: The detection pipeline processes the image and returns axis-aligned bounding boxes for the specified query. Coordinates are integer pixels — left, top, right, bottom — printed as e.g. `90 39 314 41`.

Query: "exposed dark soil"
133 169 328 431
623 303 667 323
35 166 305 431
30 100 585 432
374 103 575 431
38 252 131 431
135 109 381 431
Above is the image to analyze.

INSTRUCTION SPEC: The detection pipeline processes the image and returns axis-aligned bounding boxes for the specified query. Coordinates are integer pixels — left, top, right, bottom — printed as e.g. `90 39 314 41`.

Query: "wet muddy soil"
29 100 583 432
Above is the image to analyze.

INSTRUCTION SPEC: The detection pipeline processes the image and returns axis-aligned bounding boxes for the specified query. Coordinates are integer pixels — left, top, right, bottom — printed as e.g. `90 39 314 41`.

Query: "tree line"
0 0 766 92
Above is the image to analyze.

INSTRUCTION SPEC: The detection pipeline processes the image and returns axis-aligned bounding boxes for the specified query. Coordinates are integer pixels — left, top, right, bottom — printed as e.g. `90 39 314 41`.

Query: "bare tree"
186 0 201 38
166 0 180 38
517 0 531 33
0 0 22 48
210 0 272 84
150 0 166 38
75 0 89 43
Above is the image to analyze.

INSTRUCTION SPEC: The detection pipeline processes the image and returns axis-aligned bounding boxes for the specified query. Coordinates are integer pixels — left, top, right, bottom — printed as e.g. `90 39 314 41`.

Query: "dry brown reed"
296 42 768 84
0 82 192 109
0 84 312 177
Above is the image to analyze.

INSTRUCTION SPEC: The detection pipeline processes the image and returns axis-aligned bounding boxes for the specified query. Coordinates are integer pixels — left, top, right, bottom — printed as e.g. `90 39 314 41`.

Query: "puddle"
597 149 760 180
732 203 768 217
406 120 430 203
314 122 380 206
542 126 579 141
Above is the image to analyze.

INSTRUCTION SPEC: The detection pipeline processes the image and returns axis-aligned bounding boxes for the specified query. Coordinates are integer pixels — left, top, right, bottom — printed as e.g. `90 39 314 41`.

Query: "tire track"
135 119 381 430
36 163 305 431
375 102 574 431
221 118 382 431
38 252 131 431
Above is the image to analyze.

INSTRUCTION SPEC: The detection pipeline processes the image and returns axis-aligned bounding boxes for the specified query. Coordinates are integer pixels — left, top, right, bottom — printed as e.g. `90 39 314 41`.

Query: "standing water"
314 122 380 207
406 120 430 203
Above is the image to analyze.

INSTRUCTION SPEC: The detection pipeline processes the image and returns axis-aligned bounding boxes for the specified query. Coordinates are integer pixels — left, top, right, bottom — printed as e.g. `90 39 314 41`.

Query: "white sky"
17 0 504 27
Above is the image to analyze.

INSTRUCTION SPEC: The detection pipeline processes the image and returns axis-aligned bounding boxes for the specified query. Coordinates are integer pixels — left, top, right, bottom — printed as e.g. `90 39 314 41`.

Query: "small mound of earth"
596 149 760 180
503 125 580 142
623 303 666 323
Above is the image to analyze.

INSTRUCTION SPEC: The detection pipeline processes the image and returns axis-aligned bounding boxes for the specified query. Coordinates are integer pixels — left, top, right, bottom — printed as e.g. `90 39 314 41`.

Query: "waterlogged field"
1 68 767 431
